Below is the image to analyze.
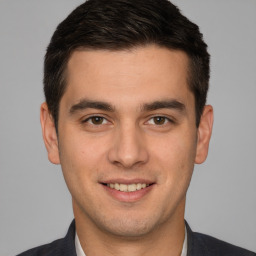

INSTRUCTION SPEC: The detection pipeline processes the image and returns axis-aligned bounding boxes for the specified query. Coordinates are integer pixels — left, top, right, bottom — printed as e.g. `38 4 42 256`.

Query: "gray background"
0 0 255 255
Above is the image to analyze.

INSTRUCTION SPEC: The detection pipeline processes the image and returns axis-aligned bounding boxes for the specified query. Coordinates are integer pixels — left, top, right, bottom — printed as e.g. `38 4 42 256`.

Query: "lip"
101 178 154 185
100 179 155 202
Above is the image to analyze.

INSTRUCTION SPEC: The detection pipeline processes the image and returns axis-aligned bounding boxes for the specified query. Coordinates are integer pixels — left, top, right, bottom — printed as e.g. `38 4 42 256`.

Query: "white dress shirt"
75 232 86 256
75 227 187 256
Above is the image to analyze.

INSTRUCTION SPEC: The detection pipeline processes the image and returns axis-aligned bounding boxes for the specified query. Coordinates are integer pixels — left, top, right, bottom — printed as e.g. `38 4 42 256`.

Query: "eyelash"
82 116 109 125
81 115 174 126
147 116 174 126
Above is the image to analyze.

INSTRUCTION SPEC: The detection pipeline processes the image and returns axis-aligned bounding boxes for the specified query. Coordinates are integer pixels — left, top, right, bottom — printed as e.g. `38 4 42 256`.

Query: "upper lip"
100 179 155 185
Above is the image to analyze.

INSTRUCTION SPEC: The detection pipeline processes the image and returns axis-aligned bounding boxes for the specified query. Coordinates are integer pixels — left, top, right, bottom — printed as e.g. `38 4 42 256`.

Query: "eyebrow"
142 99 186 113
69 99 115 114
69 98 186 115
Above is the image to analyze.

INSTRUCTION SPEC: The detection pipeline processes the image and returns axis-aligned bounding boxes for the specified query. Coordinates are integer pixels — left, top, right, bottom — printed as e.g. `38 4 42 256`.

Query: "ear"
40 102 60 164
195 105 214 164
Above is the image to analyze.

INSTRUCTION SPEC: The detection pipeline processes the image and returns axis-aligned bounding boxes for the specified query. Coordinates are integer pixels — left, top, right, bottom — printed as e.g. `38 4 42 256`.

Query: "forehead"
63 45 192 108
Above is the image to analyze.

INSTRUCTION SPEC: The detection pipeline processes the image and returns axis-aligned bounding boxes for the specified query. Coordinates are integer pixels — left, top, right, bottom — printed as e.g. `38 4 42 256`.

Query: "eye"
84 116 108 125
147 116 172 125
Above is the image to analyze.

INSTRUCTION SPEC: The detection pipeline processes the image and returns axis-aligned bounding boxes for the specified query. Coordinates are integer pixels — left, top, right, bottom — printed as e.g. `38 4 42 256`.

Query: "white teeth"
136 183 142 190
119 184 128 192
128 184 137 192
107 183 150 192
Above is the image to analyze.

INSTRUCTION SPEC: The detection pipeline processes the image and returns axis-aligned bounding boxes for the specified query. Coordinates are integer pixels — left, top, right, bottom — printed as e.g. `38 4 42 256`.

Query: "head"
44 0 210 130
41 0 213 242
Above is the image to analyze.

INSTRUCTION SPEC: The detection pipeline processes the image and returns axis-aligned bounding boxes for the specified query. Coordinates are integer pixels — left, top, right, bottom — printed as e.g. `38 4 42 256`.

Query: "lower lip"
102 184 154 202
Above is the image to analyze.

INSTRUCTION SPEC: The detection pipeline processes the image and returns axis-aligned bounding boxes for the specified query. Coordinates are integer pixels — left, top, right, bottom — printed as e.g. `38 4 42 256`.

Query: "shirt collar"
75 232 86 256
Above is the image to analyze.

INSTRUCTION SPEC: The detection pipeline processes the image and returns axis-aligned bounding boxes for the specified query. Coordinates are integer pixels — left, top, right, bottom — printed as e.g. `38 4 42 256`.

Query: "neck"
73 200 186 256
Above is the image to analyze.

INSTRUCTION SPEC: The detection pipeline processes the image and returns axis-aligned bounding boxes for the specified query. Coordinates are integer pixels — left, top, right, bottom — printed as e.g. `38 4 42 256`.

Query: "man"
18 0 255 255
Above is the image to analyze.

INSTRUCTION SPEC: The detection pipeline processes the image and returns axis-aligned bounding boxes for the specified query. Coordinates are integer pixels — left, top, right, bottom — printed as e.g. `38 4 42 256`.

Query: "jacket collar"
186 221 209 256
60 219 77 256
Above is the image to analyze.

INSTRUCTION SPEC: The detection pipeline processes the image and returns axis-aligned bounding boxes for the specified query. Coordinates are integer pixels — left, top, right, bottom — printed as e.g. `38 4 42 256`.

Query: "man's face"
42 45 212 237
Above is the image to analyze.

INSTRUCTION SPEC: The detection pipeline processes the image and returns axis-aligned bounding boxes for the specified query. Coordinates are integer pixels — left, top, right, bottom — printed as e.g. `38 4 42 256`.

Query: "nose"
107 123 149 169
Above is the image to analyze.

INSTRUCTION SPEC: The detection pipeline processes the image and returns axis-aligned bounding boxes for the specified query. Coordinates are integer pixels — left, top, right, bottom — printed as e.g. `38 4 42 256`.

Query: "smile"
106 183 150 192
101 181 155 202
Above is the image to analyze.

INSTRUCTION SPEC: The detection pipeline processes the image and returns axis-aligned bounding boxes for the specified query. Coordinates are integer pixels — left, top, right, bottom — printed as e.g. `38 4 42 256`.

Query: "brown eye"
90 116 104 125
83 116 107 125
153 116 167 125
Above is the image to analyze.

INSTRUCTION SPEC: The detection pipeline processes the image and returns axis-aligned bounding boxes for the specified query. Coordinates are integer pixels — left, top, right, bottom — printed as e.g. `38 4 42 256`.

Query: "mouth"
100 179 155 202
102 183 153 192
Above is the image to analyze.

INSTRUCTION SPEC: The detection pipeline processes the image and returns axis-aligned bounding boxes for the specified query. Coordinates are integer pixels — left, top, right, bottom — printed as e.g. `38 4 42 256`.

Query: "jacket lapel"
57 219 77 256
186 222 209 256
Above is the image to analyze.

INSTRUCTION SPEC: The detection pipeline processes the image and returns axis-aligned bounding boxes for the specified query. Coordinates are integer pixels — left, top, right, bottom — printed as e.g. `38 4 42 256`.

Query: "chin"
94 210 164 238
102 219 154 237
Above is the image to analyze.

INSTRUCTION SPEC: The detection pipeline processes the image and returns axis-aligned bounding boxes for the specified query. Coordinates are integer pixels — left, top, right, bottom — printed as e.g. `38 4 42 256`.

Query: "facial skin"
41 45 213 256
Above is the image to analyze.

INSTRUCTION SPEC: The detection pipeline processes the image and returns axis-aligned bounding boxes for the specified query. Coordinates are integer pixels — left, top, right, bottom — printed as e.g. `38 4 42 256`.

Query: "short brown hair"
44 0 210 128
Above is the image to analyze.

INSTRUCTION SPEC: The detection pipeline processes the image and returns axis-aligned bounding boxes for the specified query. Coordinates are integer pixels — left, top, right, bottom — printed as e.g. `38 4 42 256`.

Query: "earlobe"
195 105 214 164
40 102 60 164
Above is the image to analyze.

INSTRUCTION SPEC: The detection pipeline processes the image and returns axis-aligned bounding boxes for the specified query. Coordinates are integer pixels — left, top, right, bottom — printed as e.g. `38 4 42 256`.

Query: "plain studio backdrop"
0 1 255 255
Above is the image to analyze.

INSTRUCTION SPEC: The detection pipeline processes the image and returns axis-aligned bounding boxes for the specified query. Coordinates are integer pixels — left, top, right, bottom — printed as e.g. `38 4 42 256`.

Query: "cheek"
60 126 108 161
145 132 197 219
151 131 197 183
57 128 109 188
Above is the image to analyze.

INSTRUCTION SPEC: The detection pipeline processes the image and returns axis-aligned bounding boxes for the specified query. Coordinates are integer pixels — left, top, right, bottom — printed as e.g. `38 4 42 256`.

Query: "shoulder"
16 238 64 256
186 222 256 256
16 220 77 256
191 231 256 256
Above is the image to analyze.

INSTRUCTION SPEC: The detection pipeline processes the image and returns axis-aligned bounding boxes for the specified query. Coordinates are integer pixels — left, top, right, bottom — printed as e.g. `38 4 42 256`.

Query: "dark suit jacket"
17 220 256 256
